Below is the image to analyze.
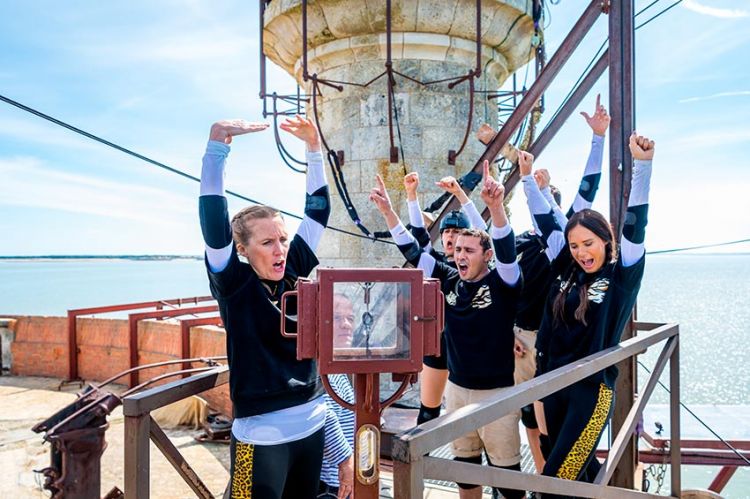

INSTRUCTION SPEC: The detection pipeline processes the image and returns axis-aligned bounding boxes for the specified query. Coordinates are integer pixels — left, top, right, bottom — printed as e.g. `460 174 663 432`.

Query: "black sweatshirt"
395 225 521 389
205 235 324 418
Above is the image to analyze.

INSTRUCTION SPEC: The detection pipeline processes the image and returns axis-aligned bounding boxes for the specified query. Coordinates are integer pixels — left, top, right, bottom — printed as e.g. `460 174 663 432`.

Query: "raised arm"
435 176 486 229
199 120 269 273
403 172 431 250
282 116 330 252
567 94 609 217
519 151 566 262
370 175 437 276
534 168 568 229
480 160 520 286
621 133 654 266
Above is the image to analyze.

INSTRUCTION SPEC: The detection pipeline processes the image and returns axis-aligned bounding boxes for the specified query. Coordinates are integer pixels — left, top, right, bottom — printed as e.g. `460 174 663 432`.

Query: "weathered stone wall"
264 0 535 267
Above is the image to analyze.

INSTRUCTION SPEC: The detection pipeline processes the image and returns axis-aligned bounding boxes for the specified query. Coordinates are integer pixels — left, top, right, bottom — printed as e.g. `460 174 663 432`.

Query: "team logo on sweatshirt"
446 291 457 307
587 278 610 304
471 284 492 309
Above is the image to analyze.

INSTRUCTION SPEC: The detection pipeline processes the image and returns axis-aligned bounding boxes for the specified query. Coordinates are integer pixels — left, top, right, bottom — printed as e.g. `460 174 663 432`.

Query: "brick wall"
11 316 68 378
9 316 231 416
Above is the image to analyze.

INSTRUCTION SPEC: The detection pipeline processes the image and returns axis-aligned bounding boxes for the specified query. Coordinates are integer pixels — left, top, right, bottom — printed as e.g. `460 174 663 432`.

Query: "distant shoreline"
0 255 202 262
0 253 748 263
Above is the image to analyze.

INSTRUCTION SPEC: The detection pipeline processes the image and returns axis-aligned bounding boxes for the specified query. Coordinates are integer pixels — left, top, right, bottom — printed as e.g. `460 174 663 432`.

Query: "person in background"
318 293 357 498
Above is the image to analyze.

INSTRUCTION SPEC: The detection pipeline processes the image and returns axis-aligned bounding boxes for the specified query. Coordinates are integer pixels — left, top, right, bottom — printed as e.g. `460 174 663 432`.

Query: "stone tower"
263 0 536 267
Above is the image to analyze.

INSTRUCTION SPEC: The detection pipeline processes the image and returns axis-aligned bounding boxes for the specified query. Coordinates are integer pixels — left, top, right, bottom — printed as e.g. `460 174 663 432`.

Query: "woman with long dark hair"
523 132 655 493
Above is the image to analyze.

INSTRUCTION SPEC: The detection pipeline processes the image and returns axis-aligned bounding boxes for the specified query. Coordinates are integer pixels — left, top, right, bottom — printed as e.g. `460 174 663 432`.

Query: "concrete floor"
0 375 488 498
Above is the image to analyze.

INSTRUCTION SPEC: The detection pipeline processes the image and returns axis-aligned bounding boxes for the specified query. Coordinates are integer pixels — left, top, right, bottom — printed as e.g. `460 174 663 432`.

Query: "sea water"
1 254 748 496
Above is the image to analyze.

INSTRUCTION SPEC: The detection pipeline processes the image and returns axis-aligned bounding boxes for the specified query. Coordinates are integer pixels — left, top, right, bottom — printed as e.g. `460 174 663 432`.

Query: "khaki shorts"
445 381 521 467
513 326 538 385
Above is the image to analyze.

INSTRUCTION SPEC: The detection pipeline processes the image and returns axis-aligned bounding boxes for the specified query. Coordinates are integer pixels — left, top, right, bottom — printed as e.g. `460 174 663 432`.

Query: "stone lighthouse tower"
263 0 536 267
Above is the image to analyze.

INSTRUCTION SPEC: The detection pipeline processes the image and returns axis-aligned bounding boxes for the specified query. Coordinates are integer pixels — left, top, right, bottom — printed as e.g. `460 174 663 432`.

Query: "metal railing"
121 322 680 498
65 295 217 385
391 322 681 498
123 366 229 498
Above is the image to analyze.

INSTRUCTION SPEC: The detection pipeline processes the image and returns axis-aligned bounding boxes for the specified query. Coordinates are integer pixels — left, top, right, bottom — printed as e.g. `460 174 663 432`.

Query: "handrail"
393 322 678 461
392 321 681 498
123 365 229 417
123 365 230 498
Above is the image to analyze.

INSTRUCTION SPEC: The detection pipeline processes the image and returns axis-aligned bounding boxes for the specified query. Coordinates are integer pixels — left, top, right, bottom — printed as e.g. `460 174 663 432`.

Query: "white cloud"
0 115 103 153
0 156 194 223
679 90 750 103
682 0 749 19
669 128 750 149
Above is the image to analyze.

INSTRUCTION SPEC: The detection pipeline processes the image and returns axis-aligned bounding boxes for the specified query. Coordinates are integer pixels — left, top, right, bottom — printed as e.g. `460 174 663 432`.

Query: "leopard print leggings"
542 382 614 487
228 429 324 499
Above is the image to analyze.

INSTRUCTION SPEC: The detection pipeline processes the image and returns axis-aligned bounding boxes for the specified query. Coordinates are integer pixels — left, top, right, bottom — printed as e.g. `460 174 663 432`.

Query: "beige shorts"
513 326 538 385
445 381 521 467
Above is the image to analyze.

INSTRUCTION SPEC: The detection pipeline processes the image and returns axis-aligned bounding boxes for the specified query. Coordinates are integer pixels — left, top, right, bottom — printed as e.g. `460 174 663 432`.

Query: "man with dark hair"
402 172 488 426
370 161 524 499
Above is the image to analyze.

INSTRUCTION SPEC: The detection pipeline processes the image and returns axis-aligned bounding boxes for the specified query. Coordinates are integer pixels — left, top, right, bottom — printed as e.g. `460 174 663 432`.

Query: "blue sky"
0 0 748 255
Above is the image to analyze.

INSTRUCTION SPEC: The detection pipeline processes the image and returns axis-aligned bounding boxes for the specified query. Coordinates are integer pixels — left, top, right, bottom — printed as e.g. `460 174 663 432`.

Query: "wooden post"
608 0 637 490
124 414 150 499
670 335 681 496
393 457 425 498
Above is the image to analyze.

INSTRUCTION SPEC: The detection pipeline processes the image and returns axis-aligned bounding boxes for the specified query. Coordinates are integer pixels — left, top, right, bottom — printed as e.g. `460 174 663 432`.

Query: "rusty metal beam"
670 336 682 496
480 48 610 222
149 417 214 498
595 336 677 485
709 467 738 493
393 458 424 498
124 414 150 499
609 0 637 489
179 316 223 376
428 0 605 240
66 295 214 382
648 438 750 451
260 0 268 116
127 304 219 387
530 48 609 159
608 0 636 237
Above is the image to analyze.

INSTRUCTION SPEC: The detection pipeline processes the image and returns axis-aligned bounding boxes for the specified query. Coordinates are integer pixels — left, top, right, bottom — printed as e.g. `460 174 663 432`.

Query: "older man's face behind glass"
333 295 355 348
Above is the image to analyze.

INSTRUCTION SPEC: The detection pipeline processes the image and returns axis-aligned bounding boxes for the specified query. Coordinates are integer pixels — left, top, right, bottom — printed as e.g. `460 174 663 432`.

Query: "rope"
271 94 307 173
0 93 394 245
637 360 750 466
636 0 683 30
390 71 407 172
308 78 379 239
647 238 750 255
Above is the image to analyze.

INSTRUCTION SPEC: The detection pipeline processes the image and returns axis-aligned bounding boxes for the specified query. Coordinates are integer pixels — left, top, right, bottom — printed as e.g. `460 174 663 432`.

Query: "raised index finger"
482 160 490 183
375 174 386 190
